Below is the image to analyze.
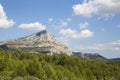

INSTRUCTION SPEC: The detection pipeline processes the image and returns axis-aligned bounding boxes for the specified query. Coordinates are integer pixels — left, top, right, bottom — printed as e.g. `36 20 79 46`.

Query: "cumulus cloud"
78 40 120 51
60 20 68 27
18 22 46 30
0 4 15 29
72 0 120 17
49 18 72 30
79 22 89 29
48 18 53 23
80 29 94 38
59 28 76 39
59 28 93 39
59 18 72 27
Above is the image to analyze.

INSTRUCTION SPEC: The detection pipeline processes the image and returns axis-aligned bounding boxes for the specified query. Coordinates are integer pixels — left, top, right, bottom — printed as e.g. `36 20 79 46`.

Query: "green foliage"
0 49 120 80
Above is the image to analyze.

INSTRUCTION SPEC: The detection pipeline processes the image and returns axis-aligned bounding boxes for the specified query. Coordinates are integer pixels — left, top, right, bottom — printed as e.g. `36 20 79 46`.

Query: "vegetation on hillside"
0 49 120 80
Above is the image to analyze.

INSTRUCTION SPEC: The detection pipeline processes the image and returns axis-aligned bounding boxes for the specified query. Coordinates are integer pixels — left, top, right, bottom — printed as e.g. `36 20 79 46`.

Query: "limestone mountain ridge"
0 30 72 55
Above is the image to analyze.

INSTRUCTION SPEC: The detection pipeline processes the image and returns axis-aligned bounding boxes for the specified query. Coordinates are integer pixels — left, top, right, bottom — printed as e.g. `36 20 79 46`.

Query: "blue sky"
0 0 120 58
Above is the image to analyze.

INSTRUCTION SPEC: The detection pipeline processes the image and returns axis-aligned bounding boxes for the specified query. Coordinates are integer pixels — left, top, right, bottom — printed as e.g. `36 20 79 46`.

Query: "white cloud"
67 18 72 22
0 4 15 29
59 18 72 27
59 28 77 38
80 29 94 38
60 20 68 27
50 18 72 29
18 22 46 30
78 40 120 51
72 0 120 18
48 18 53 23
79 22 89 29
59 28 93 39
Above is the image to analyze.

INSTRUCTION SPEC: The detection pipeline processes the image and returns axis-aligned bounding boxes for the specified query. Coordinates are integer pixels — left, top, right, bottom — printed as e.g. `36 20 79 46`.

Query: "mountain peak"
0 30 72 56
36 30 48 36
35 30 56 42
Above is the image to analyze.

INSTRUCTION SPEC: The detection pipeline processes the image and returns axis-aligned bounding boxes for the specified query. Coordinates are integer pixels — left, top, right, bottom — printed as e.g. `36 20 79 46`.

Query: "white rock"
0 30 72 56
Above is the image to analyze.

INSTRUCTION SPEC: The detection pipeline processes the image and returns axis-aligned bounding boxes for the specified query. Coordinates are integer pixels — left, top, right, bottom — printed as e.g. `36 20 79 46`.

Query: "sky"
0 0 120 58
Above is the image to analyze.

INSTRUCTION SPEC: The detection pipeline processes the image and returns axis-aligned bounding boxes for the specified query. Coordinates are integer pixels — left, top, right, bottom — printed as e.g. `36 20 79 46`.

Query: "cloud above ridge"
59 28 94 39
0 4 15 29
18 22 46 30
72 0 120 18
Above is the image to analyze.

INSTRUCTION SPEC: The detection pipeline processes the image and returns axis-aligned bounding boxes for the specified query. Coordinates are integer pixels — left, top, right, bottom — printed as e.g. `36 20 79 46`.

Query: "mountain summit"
36 30 56 41
0 30 72 55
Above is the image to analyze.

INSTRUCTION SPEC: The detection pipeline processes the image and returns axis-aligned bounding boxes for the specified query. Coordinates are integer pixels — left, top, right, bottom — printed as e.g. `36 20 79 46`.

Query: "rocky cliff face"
0 30 72 56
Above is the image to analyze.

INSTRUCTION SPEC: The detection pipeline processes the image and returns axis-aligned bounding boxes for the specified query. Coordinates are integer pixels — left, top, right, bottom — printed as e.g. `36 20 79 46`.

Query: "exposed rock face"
0 30 72 55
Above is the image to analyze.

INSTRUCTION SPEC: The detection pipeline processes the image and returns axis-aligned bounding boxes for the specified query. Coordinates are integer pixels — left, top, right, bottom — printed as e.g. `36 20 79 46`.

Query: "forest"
0 48 120 80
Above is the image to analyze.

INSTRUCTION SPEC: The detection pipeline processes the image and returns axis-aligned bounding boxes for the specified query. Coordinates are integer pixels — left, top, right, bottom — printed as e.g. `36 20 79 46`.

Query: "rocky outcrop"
0 30 72 56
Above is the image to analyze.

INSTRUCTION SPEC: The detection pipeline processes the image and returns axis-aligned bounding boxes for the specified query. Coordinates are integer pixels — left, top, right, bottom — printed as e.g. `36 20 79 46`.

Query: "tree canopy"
0 49 120 80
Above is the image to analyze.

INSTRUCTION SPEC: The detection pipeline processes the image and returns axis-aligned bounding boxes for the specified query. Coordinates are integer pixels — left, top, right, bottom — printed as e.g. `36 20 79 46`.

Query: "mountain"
73 52 108 61
110 58 120 62
0 30 72 56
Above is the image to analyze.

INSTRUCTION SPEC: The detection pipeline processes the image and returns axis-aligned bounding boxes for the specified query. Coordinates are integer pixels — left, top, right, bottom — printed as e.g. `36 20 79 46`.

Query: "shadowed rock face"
36 30 48 36
0 30 72 56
